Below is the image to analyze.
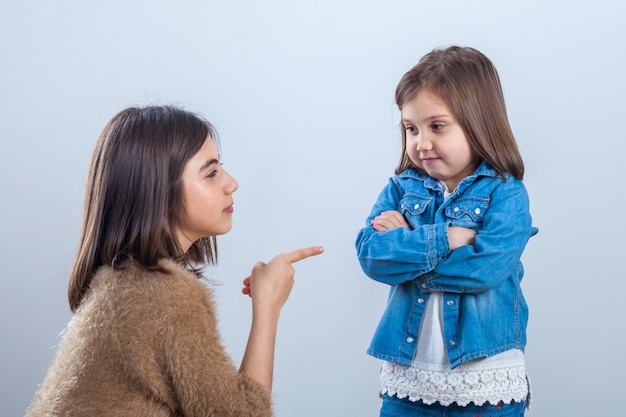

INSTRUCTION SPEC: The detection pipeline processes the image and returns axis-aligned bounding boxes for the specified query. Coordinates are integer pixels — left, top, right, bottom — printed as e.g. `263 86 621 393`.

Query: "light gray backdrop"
2 1 625 416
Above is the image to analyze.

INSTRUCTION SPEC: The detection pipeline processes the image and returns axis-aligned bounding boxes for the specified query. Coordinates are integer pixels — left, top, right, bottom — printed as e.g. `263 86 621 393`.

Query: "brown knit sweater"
26 259 273 417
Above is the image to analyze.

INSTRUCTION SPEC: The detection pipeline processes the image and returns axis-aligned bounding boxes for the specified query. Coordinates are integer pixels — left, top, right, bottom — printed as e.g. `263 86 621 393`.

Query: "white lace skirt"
379 357 529 407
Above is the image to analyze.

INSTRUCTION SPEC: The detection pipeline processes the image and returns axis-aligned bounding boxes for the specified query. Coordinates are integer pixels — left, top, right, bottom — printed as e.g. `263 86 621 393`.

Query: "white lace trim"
379 360 529 407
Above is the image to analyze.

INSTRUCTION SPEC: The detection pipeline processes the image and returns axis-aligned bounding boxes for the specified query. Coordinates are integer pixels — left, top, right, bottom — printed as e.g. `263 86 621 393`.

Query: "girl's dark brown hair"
68 105 219 312
395 46 524 180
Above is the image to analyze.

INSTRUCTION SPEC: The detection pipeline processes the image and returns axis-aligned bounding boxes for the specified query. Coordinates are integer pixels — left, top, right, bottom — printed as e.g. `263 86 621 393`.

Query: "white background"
2 1 625 416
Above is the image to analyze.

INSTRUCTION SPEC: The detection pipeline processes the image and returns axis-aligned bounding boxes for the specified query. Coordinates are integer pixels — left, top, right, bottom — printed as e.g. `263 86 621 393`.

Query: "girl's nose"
224 171 239 194
227 177 238 194
416 137 433 151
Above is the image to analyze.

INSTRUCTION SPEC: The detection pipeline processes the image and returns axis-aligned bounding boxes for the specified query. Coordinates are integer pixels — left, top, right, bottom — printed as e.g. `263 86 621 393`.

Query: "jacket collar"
398 160 500 193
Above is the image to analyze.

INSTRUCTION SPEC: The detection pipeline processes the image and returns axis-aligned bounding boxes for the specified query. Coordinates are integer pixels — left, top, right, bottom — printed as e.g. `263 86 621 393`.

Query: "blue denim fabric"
380 395 528 417
355 161 538 368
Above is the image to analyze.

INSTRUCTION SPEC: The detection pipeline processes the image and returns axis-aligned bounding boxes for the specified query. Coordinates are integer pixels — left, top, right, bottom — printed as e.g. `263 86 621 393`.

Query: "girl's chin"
214 222 234 236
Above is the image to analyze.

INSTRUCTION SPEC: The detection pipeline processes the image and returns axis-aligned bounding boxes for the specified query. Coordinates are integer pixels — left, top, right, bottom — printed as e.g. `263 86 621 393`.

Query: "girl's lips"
224 205 234 213
421 157 439 165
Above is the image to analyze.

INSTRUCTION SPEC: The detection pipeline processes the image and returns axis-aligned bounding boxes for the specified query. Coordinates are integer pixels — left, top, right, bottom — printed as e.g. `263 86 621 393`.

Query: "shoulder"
467 176 529 206
82 259 216 323
93 258 207 293
468 162 527 195
489 175 529 199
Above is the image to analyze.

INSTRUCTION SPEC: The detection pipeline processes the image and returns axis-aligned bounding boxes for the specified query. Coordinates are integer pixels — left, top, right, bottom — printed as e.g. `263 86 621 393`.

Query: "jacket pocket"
399 194 432 228
445 196 489 228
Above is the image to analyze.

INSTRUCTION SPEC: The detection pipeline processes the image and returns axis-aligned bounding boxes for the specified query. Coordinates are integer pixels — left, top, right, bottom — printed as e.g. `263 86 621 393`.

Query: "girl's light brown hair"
68 105 219 312
395 46 524 180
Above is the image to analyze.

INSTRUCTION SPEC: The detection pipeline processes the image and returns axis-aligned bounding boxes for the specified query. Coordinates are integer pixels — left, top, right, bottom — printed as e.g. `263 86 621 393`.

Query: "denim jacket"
355 161 538 369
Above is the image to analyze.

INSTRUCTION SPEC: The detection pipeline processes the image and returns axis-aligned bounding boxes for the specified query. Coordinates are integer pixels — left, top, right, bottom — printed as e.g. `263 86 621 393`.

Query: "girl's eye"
405 125 418 134
206 163 224 178
432 123 444 131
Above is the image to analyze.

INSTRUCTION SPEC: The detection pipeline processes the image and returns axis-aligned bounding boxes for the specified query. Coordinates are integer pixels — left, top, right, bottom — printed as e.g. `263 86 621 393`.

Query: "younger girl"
27 105 323 416
355 46 537 416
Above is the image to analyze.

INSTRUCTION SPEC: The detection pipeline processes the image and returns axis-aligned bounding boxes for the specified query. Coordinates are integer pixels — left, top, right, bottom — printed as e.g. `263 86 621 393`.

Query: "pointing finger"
277 246 324 264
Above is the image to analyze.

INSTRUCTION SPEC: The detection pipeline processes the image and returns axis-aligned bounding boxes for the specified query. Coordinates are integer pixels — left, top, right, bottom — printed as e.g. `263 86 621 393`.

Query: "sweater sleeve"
156 276 273 417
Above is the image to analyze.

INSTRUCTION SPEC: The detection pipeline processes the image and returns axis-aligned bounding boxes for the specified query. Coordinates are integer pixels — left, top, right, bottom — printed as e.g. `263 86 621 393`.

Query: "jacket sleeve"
422 179 537 293
159 281 273 417
355 177 450 286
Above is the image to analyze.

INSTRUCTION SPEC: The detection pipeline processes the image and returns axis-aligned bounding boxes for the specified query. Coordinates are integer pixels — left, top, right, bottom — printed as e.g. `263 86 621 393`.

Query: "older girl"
27 105 323 416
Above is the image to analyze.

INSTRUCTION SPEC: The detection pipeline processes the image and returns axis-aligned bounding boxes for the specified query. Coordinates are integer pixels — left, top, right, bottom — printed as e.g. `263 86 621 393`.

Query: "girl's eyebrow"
198 158 220 173
426 113 451 120
402 113 451 124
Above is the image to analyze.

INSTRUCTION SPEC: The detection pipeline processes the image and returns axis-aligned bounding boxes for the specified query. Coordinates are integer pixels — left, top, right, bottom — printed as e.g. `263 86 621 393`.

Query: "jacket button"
421 283 427 288
449 340 456 346
414 203 420 210
474 208 481 215
417 298 425 304
406 337 414 343
453 207 460 213
446 300 454 306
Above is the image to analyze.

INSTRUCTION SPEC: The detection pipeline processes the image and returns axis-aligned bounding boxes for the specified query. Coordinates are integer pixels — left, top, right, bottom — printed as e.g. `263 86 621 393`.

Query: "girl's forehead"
402 90 451 114
404 86 445 105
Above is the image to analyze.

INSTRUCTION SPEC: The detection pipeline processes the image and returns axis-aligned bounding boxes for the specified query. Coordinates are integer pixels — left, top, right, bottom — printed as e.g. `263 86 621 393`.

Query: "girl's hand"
448 226 476 250
371 210 410 232
241 246 324 308
239 246 323 391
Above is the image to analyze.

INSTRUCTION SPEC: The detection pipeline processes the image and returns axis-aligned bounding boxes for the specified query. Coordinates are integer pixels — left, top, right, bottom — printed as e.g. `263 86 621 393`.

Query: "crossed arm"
371 210 476 250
